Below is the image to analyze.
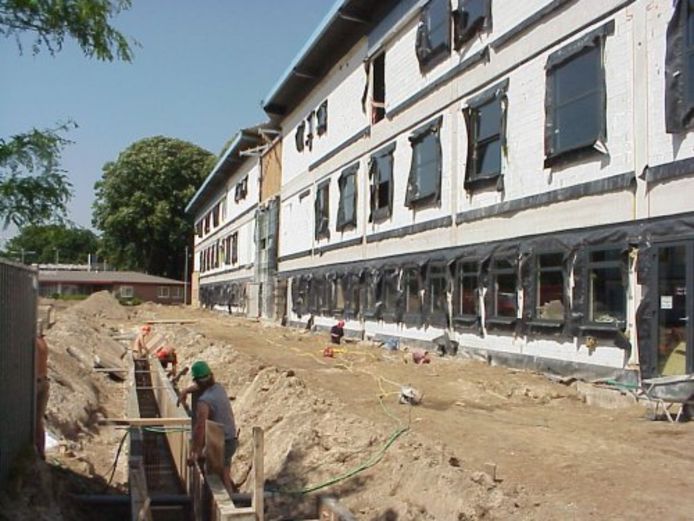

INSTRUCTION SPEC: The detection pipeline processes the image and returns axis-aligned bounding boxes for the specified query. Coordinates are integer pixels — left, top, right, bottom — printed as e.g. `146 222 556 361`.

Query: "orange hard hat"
141 325 151 332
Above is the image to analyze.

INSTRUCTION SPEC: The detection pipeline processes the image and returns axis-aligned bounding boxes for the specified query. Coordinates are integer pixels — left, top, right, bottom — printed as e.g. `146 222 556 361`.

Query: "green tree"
93 136 216 279
2 223 99 264
1 0 133 228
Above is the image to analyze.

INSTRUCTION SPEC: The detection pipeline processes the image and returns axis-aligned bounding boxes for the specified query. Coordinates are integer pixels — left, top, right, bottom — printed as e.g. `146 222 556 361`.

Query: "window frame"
401 265 422 323
584 246 628 330
453 259 479 326
157 286 170 299
314 179 330 241
316 100 328 135
119 285 134 298
544 21 614 166
665 0 694 132
533 252 566 325
406 116 443 208
425 261 449 327
337 163 358 231
371 52 386 124
464 79 508 191
231 232 239 265
416 0 452 69
369 142 396 222
487 256 518 324
454 0 492 48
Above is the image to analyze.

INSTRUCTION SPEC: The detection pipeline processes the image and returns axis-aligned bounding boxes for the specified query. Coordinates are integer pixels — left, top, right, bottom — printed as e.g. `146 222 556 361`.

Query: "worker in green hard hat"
185 360 238 493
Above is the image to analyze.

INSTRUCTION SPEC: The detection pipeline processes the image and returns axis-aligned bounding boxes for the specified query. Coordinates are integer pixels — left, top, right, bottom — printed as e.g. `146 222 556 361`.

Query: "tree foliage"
0 0 134 60
93 137 216 279
0 0 134 228
2 223 99 264
0 122 75 228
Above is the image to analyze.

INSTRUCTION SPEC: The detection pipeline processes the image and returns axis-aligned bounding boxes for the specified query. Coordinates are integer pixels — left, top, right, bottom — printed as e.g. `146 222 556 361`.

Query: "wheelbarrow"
641 374 694 423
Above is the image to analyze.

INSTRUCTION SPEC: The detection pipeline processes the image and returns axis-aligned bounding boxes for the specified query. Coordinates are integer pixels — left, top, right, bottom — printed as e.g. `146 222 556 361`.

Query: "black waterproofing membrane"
415 0 451 69
295 121 305 152
316 100 328 135
406 115 443 207
314 178 330 241
368 142 397 222
463 78 508 192
665 0 694 133
284 212 694 377
199 280 249 311
453 0 492 49
544 20 614 166
337 163 359 231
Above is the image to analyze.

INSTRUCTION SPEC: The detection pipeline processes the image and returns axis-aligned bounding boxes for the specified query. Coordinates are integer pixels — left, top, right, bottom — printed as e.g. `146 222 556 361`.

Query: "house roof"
185 126 266 217
38 270 184 285
262 0 400 118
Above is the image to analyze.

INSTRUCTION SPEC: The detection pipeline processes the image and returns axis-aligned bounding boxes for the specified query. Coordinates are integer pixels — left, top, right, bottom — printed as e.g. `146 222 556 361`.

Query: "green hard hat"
191 360 212 380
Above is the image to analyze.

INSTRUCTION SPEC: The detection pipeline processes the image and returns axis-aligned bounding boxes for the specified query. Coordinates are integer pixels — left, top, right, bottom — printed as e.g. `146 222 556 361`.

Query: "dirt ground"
3 293 693 520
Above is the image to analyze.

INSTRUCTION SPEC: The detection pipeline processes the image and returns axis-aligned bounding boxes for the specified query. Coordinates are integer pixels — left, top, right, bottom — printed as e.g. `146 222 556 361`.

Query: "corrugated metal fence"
0 259 37 483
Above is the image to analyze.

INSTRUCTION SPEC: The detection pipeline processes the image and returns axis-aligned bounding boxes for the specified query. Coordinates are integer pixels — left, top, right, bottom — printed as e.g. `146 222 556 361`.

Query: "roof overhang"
262 0 400 119
185 127 267 217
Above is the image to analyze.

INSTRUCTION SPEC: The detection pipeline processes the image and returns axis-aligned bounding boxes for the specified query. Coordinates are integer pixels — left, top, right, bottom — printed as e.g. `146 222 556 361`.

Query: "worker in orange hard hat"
155 345 178 376
132 324 152 358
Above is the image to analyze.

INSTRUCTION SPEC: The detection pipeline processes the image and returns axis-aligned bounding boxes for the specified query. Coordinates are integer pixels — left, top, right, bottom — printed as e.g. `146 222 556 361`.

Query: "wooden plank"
205 420 225 479
252 426 264 521
101 417 191 426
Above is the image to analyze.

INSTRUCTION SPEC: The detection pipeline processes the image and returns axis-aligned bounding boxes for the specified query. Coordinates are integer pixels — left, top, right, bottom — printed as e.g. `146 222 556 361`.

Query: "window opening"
120 286 134 298
406 117 442 208
369 144 395 222
454 260 478 318
428 263 448 316
403 267 421 316
337 164 358 231
454 0 490 47
316 100 328 135
295 121 305 152
315 181 330 240
158 286 170 298
491 258 517 318
587 248 626 326
372 53 386 124
665 0 694 132
231 232 238 265
536 253 565 321
416 0 451 68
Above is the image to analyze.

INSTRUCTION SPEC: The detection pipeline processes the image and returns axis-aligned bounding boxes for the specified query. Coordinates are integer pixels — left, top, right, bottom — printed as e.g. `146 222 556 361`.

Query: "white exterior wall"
275 0 694 376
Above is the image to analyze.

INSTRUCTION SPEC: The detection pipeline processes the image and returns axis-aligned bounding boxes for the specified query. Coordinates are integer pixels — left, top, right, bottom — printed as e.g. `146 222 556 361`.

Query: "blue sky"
1 0 330 239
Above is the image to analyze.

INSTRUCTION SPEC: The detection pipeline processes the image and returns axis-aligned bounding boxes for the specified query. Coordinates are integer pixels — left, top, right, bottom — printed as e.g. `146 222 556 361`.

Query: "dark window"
545 23 613 163
234 177 248 202
305 112 315 151
464 80 507 190
416 0 451 68
369 143 395 222
587 248 626 327
427 263 448 318
337 164 358 231
372 53 386 124
314 181 330 240
454 260 479 318
316 100 328 135
295 121 305 152
231 232 238 265
536 253 565 321
204 214 210 234
454 0 491 48
665 0 694 132
224 236 231 265
212 203 220 227
490 258 517 318
382 268 400 319
406 116 442 208
403 267 421 316
195 221 203 237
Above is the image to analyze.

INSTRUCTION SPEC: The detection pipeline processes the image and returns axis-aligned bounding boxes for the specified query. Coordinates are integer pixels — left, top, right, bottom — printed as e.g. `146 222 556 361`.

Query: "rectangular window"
587 248 626 327
337 164 358 231
316 100 328 135
235 177 248 202
195 221 203 237
403 267 421 317
231 232 238 265
295 121 305 152
665 0 694 132
464 80 507 190
536 253 565 321
314 180 330 240
545 22 613 163
119 286 134 298
224 236 231 264
204 214 210 234
372 53 386 124
212 203 220 227
406 116 443 208
454 260 478 319
221 198 227 221
382 268 400 319
454 0 491 47
369 143 395 222
427 263 448 320
157 286 170 298
172 286 182 298
342 275 360 318
490 258 517 319
416 0 451 68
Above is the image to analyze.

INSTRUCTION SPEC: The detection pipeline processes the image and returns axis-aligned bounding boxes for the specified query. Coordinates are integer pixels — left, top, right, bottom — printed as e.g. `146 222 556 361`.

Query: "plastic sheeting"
665 0 694 134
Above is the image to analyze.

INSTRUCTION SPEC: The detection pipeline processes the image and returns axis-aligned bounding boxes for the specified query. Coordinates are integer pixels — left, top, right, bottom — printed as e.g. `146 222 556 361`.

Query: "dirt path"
133 305 693 520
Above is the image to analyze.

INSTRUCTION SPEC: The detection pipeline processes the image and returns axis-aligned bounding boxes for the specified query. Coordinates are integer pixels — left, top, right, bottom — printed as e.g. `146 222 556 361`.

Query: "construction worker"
35 321 50 460
186 361 237 493
132 324 151 358
330 319 345 344
155 345 178 376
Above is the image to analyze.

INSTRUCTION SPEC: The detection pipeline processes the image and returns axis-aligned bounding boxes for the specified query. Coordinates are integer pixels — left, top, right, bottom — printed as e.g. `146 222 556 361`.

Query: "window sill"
578 323 625 334
486 316 517 326
464 173 502 192
528 319 564 329
544 142 605 169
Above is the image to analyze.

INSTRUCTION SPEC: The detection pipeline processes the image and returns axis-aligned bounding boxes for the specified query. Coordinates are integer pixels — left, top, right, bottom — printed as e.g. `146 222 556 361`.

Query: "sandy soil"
4 293 693 520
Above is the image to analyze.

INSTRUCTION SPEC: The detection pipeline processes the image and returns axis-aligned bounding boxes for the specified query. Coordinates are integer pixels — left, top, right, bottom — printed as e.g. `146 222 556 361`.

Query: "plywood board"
205 420 225 478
